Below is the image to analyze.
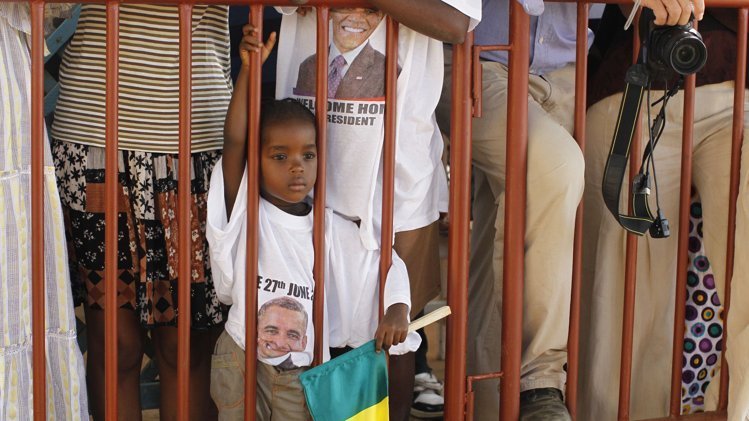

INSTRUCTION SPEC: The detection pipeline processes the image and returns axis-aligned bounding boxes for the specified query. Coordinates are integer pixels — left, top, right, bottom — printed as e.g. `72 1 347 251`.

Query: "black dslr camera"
639 8 707 78
601 8 708 238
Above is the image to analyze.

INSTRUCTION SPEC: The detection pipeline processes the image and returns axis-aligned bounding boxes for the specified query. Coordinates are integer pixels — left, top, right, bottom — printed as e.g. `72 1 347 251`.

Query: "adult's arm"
368 0 470 44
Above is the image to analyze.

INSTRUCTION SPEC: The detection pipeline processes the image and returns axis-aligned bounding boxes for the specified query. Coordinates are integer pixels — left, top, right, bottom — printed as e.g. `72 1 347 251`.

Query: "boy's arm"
222 27 276 217
368 0 470 44
374 250 416 352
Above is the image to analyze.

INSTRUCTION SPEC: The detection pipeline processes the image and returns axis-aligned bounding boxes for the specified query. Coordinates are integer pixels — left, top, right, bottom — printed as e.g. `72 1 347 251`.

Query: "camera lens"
666 34 707 75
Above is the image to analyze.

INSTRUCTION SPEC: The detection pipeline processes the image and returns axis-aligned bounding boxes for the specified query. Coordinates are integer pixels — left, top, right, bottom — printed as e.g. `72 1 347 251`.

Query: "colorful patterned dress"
0 3 88 419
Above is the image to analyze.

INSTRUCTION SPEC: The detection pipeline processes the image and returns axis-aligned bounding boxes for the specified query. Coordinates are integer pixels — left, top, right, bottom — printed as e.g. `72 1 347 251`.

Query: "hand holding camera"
640 0 705 26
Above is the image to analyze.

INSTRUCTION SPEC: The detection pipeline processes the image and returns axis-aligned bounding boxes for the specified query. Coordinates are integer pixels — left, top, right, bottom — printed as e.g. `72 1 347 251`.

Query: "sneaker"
519 388 571 421
411 372 444 418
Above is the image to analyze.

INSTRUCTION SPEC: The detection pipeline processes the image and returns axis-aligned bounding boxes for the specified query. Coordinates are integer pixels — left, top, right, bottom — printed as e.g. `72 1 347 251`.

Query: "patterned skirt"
52 139 226 329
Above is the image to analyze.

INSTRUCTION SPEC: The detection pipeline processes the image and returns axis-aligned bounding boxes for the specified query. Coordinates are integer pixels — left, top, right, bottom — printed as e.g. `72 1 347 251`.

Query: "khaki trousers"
579 81 749 420
437 51 584 420
210 330 310 421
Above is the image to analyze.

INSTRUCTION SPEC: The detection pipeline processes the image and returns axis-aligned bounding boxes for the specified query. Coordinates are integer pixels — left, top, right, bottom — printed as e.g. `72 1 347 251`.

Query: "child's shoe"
410 372 444 418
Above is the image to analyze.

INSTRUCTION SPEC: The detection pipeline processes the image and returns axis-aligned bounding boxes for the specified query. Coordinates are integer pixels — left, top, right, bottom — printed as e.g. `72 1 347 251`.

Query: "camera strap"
601 61 662 236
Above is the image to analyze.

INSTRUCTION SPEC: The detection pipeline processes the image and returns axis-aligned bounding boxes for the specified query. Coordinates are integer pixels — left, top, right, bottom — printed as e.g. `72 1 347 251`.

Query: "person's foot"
411 372 444 418
519 388 571 420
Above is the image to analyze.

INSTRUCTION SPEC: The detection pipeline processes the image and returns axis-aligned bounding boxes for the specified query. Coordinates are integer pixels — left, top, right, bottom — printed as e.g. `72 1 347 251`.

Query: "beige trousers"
210 330 310 421
437 52 584 420
579 81 749 420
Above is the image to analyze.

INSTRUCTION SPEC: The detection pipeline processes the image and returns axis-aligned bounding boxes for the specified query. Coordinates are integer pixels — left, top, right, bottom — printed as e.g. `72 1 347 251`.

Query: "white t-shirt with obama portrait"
275 2 481 250
206 162 420 368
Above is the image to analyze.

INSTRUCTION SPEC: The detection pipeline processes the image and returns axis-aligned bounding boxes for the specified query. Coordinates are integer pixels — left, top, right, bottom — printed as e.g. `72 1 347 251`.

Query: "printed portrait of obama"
294 8 390 100
256 296 309 364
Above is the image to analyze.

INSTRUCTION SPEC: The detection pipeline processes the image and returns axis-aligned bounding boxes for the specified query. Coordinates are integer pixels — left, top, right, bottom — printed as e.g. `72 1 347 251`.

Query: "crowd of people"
1 0 748 420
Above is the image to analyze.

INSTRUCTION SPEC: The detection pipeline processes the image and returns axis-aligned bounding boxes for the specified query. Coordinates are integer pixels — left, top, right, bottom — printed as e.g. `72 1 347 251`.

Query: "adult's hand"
641 0 705 25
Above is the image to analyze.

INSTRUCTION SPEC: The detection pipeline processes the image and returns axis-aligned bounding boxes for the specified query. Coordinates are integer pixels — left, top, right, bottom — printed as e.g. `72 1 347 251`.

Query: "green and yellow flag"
300 340 389 420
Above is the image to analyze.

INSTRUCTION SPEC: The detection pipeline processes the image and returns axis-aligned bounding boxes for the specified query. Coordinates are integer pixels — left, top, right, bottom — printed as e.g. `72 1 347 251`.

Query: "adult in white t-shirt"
276 4 480 417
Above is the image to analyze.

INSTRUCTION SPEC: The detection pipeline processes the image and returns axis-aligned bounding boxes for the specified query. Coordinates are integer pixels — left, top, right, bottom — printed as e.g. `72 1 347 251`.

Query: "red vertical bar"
312 6 329 367
378 17 398 319
718 7 748 411
501 0 529 419
670 67 698 419
104 2 120 420
444 31 474 421
30 2 46 420
177 3 193 420
566 4 589 418
244 7 263 420
618 20 643 421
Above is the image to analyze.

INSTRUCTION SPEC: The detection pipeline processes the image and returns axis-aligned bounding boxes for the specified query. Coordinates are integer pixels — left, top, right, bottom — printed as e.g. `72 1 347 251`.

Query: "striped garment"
51 4 231 154
0 3 88 420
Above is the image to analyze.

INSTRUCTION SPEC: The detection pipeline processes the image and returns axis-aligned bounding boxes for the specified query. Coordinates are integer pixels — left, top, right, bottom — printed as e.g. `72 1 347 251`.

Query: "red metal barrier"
717 8 747 413
244 6 263 419
566 4 590 417
19 1 749 420
29 3 46 420
104 3 120 419
177 4 193 419
500 1 529 419
445 31 474 421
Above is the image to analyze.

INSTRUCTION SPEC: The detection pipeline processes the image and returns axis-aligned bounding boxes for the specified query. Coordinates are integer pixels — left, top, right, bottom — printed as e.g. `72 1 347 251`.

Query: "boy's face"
260 120 317 209
257 305 308 359
330 8 384 53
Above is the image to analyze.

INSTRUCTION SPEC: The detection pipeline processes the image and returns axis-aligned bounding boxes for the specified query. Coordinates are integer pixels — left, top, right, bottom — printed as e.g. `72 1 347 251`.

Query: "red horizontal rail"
645 411 728 421
10 0 749 5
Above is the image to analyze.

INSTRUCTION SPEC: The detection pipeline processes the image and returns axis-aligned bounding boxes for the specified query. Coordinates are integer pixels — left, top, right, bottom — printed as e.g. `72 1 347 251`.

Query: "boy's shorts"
210 329 311 420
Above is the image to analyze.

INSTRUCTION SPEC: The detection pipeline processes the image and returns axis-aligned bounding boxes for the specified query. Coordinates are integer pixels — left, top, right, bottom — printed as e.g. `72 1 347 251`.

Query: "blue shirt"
474 0 593 75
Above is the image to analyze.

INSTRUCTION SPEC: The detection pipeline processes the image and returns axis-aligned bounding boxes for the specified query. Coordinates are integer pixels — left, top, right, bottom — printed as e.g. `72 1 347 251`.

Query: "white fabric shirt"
275 2 481 249
206 161 420 365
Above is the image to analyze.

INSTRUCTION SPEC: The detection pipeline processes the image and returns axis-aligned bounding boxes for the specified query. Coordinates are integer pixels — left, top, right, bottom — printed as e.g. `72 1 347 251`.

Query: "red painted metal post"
566 4 589 418
104 2 120 420
444 31 474 421
177 3 193 420
378 17 398 320
669 71 698 419
501 0 530 419
618 18 643 421
30 2 46 420
244 6 263 420
718 7 748 411
312 6 329 367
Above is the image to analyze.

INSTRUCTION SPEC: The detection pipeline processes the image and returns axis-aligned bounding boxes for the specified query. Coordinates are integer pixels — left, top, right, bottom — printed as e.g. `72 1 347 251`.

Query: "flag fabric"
300 340 389 420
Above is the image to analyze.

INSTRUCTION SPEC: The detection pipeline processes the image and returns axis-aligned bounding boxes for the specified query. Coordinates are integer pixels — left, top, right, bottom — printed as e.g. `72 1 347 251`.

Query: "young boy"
206 27 419 420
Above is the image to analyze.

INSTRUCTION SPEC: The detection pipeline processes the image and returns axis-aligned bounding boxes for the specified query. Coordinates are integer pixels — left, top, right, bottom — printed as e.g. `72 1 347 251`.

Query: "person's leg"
84 307 145 421
579 91 684 420
152 325 222 420
410 312 445 418
414 322 430 375
690 83 749 418
515 64 583 396
393 221 441 320
579 82 747 420
469 63 583 418
388 352 416 421
273 367 311 421
210 330 247 421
